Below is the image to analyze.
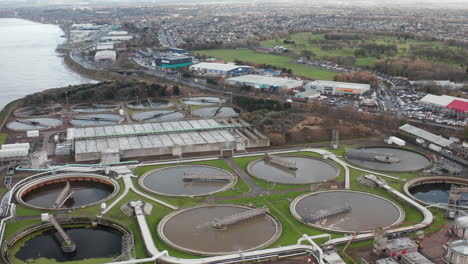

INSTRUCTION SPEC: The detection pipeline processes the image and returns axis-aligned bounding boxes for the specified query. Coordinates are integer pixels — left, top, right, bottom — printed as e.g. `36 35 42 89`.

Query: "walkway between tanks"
102 166 177 215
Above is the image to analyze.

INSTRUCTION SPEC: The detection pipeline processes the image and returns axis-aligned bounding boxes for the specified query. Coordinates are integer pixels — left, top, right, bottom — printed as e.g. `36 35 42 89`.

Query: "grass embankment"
193 49 337 80
260 32 459 66
0 99 19 130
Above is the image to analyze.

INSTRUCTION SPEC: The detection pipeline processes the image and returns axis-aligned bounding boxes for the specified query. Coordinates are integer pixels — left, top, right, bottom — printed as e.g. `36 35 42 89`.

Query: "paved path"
224 157 263 196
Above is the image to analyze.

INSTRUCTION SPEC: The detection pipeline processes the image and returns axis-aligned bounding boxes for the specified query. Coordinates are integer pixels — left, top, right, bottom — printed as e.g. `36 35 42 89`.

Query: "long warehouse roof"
190 62 252 72
69 119 244 154
226 75 303 88
399 124 453 147
419 94 468 108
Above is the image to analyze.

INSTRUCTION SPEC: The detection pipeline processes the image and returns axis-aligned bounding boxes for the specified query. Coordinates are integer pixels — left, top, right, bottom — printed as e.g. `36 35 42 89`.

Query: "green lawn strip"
0 133 7 148
193 49 337 80
103 191 199 260
0 99 19 130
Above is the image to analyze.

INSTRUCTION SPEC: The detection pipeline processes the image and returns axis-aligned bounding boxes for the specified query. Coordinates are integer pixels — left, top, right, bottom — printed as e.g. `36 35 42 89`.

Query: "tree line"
22 80 179 106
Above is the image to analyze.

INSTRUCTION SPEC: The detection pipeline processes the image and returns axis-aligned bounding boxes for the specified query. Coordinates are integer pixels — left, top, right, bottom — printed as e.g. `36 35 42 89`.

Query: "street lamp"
65 91 68 106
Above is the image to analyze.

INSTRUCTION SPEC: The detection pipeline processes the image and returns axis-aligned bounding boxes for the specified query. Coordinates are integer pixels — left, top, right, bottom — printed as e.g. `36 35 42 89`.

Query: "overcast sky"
0 0 466 9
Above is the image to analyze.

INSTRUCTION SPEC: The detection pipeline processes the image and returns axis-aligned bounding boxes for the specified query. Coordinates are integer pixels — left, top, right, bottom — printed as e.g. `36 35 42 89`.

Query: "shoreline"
0 18 97 113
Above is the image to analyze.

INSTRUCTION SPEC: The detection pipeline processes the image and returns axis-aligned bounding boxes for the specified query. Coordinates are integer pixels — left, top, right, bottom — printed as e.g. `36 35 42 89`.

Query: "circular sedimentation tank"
157 204 282 256
182 96 226 106
404 176 468 208
346 146 431 172
127 99 173 110
14 104 62 117
247 155 340 184
72 103 119 113
16 173 119 210
290 190 404 233
70 114 124 127
7 118 62 131
139 165 237 197
132 110 184 122
192 107 239 118
4 220 130 264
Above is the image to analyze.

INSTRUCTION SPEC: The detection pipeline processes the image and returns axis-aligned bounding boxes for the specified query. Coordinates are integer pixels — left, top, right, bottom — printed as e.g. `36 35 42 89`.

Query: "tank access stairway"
48 215 76 253
53 182 73 209
211 207 269 230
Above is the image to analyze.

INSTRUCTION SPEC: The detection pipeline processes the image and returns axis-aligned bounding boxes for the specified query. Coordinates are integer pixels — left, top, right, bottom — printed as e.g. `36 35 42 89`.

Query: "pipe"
297 234 331 264
105 250 168 264
16 160 139 172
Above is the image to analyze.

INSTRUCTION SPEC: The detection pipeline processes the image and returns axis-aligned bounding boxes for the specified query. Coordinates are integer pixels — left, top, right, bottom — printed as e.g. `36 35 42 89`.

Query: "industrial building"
70 23 103 30
225 75 303 91
304 80 370 95
376 258 398 264
385 237 418 258
401 252 433 264
294 88 321 102
94 50 117 63
399 124 454 148
107 31 129 36
410 80 464 90
155 55 193 68
66 118 269 162
96 43 114 51
189 63 253 77
419 94 468 117
0 143 30 165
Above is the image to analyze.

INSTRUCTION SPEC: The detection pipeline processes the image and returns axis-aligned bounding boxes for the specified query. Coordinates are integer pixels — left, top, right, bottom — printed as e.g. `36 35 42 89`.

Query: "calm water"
0 18 94 110
142 166 233 196
295 191 402 232
161 205 278 255
410 183 468 206
249 156 339 184
15 226 123 262
347 147 431 172
22 181 114 209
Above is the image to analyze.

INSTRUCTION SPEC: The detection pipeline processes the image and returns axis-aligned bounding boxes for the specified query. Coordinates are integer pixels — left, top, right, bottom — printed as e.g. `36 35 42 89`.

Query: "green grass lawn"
193 49 337 80
0 133 7 148
260 32 460 66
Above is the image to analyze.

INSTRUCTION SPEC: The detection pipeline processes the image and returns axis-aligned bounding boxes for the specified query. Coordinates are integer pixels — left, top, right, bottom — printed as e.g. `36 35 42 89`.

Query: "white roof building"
410 80 465 89
101 35 133 42
225 75 303 90
399 124 453 148
96 43 114 51
304 80 370 95
419 94 468 108
107 31 129 36
95 50 117 63
0 143 30 161
190 62 252 73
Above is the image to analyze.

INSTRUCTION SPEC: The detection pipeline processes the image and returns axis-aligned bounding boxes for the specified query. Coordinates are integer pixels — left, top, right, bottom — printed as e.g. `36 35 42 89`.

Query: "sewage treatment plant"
0 94 465 264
